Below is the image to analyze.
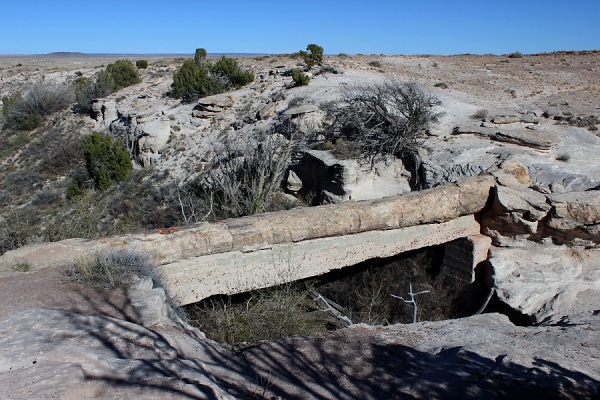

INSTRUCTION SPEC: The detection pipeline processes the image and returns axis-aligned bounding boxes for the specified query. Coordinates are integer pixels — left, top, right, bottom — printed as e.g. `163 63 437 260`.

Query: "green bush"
82 131 132 190
170 54 254 103
170 59 223 103
210 56 254 88
105 60 141 90
291 68 310 86
299 43 324 67
136 59 148 69
194 48 207 65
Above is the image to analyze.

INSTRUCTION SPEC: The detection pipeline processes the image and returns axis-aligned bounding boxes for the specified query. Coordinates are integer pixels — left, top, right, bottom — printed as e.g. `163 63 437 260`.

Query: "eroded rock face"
489 244 600 324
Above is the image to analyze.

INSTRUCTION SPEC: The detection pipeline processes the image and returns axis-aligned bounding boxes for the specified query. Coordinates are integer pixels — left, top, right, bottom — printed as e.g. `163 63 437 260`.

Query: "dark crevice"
482 292 534 327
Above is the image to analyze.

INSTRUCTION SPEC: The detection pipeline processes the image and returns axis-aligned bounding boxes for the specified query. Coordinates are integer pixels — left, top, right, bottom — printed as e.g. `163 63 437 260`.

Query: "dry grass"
67 248 156 289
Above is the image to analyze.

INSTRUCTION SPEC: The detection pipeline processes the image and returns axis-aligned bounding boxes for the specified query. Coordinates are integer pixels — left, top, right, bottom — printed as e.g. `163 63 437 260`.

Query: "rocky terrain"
1 51 600 398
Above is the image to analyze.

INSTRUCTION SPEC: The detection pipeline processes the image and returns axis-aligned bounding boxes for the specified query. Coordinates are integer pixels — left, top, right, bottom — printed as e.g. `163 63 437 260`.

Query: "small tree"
194 48 207 65
299 44 324 67
82 131 132 190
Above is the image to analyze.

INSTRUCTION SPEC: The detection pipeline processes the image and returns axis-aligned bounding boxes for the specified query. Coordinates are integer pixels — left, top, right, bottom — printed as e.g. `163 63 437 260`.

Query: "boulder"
193 94 235 118
489 244 600 323
545 190 600 244
481 185 551 245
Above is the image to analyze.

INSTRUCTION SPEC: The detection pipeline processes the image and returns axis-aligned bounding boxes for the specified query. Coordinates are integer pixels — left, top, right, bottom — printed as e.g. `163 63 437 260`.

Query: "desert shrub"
136 59 148 69
434 82 449 89
210 56 254 88
170 54 254 103
299 43 324 67
325 78 441 167
170 59 223 102
82 131 132 190
291 68 310 86
471 108 488 120
195 128 305 219
0 210 35 255
556 153 571 162
31 189 61 206
105 60 141 90
508 51 523 59
368 60 383 68
67 248 155 289
66 177 84 200
2 82 74 130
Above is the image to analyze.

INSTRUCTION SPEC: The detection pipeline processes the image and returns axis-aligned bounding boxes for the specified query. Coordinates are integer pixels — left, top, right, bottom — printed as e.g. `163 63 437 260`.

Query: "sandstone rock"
545 190 600 244
135 117 171 166
489 244 600 323
481 185 551 245
283 104 318 117
256 102 276 120
197 93 235 109
293 150 411 202
193 94 235 118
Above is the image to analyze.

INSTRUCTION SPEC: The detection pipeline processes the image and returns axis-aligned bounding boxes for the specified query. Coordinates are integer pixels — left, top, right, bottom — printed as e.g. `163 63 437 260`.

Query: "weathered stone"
489 244 600 323
159 215 482 305
545 190 600 244
197 93 235 109
283 104 318 117
481 184 551 245
440 235 492 283
257 102 276 120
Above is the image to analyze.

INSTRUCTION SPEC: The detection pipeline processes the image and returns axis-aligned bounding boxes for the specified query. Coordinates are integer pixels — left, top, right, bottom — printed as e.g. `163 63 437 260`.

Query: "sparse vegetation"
291 68 310 86
74 60 141 113
186 247 467 344
471 108 489 120
2 82 74 130
434 82 449 89
368 60 383 68
508 51 524 59
11 261 30 272
67 248 155 289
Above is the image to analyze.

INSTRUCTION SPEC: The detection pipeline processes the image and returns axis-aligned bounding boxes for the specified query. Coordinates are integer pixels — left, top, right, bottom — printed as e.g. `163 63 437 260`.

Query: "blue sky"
1 0 599 55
